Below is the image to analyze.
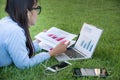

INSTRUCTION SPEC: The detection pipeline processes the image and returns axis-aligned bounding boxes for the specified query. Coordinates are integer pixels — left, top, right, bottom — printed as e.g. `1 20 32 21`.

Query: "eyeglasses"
32 6 41 15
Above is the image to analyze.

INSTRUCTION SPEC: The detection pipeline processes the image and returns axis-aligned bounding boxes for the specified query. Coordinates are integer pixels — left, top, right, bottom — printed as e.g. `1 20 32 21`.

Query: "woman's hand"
35 39 41 43
49 41 70 56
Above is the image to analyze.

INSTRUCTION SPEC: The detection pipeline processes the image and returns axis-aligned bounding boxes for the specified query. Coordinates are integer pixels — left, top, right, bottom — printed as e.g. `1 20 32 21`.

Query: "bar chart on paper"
80 40 94 52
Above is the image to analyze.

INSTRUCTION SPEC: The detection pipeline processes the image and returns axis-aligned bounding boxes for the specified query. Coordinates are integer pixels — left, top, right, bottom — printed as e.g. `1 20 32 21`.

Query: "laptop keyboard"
64 48 84 58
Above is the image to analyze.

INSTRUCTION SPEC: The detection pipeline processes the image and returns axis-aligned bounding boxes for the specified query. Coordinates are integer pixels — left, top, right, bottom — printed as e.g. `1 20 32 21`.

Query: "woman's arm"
7 29 50 69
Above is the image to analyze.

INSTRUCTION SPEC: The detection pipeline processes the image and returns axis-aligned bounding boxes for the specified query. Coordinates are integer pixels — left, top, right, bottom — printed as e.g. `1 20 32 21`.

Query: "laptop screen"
74 23 103 58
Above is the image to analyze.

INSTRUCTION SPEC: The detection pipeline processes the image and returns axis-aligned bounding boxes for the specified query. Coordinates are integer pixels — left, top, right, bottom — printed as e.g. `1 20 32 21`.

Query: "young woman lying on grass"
0 0 69 69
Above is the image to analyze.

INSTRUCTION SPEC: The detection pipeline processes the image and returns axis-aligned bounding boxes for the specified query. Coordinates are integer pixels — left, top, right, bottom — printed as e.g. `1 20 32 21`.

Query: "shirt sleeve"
33 40 42 52
6 29 51 69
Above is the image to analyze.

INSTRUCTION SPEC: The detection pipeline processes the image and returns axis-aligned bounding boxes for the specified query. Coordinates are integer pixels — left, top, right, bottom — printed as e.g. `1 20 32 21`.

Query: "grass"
0 0 120 80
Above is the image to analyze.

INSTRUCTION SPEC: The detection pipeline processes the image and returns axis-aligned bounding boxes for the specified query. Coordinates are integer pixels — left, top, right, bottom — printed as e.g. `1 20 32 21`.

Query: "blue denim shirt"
0 16 50 69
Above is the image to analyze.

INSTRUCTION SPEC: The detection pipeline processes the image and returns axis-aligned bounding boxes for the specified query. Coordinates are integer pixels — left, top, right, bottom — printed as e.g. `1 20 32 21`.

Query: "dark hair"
5 0 38 58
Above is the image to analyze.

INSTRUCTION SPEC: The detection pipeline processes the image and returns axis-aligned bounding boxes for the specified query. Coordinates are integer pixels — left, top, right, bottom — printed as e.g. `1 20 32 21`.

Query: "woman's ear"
27 10 32 26
27 10 31 19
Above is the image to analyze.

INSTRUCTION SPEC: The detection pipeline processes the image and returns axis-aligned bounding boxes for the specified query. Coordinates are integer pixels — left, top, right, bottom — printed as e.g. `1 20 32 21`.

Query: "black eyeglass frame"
32 6 41 15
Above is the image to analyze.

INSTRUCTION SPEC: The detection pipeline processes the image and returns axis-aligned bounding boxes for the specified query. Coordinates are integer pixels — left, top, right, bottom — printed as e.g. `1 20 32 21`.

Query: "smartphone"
73 68 109 78
46 61 71 72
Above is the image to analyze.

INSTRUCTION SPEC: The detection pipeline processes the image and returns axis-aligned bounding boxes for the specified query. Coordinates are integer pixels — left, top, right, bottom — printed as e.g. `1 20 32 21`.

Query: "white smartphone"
46 61 72 72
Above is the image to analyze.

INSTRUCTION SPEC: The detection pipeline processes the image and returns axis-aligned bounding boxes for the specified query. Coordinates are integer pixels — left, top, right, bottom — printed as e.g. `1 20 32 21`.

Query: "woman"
0 0 69 69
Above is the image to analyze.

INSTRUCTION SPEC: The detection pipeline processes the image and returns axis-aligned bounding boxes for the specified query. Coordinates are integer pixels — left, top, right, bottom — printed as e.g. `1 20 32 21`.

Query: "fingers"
49 40 70 56
64 41 70 46
43 29 48 32
35 39 41 43
61 40 70 46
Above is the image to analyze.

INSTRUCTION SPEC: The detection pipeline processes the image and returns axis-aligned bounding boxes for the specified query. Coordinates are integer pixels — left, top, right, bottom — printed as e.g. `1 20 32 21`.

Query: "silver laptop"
55 23 103 62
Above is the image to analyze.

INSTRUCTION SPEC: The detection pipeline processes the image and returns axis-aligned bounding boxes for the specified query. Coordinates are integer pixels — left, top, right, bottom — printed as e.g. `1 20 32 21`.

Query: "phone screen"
80 68 100 76
73 68 108 78
50 62 69 71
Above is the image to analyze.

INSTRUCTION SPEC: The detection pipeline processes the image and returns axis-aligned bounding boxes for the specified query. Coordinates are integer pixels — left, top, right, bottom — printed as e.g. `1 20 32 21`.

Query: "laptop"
55 23 103 62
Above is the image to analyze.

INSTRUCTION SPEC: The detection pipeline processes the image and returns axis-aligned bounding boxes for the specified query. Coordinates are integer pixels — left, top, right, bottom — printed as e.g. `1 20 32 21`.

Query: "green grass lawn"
0 0 120 80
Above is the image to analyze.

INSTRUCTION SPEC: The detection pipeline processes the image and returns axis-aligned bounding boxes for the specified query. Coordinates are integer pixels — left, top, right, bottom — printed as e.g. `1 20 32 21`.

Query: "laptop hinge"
72 48 87 57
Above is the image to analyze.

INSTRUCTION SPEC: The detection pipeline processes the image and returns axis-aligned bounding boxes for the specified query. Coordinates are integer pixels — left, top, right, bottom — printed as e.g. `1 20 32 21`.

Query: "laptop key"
65 48 84 58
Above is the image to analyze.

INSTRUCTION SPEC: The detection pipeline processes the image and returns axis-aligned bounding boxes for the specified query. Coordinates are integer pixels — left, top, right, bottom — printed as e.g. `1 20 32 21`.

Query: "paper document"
35 27 77 51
